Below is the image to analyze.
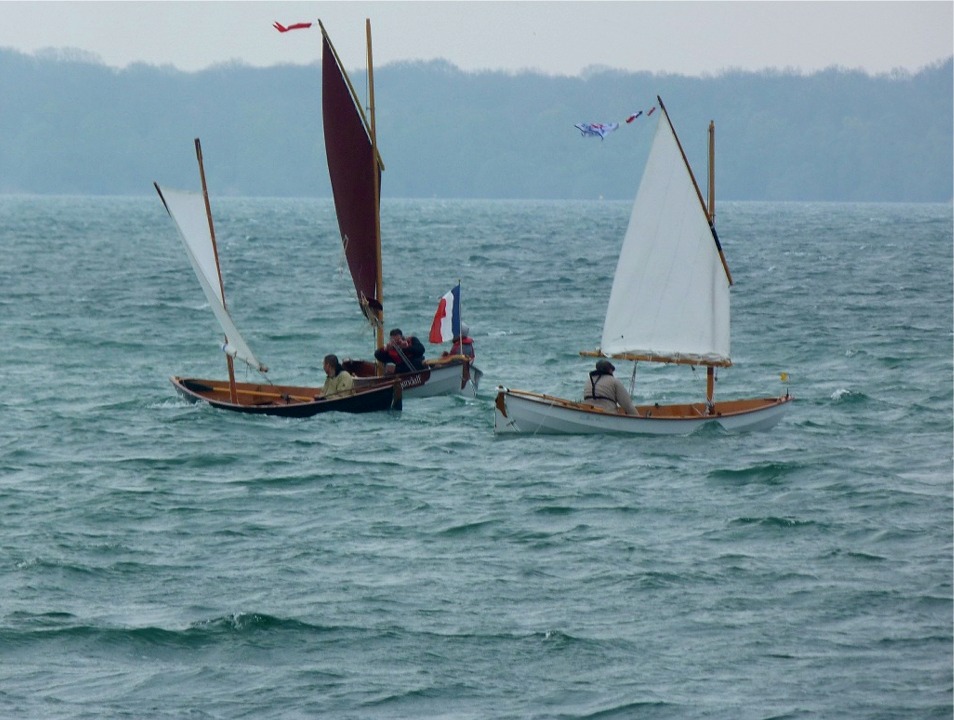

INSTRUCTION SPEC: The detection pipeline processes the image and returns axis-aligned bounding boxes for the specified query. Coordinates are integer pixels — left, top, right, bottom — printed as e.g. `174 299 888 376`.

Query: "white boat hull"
401 362 481 399
494 387 792 436
349 358 481 399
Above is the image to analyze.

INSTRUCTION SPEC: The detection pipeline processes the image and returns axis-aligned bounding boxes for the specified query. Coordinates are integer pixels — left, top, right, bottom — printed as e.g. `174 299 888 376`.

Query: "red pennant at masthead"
273 21 313 33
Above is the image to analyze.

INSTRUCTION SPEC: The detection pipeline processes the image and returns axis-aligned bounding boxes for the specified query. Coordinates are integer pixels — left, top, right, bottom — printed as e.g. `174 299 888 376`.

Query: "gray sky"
0 1 950 76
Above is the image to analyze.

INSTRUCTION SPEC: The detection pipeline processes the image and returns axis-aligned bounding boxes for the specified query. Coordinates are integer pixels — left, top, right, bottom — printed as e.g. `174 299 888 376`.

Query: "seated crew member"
321 354 354 397
374 328 426 374
582 359 637 415
444 323 476 359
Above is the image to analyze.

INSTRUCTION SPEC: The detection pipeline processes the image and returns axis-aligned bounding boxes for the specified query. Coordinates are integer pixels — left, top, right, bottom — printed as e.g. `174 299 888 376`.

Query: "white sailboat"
495 97 792 435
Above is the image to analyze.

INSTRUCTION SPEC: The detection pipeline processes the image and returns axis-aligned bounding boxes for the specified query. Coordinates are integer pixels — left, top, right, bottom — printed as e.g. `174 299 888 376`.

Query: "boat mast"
366 19 385 352
658 98 728 408
706 121 716 408
707 121 715 224
457 278 463 340
194 137 237 404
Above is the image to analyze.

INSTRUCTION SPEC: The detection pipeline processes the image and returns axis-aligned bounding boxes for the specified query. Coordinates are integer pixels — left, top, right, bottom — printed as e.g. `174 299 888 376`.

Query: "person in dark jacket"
583 359 637 415
374 328 426 374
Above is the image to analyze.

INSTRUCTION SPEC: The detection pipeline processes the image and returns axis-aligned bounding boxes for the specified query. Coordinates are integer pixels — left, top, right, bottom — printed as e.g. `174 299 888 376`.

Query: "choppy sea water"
1 196 951 719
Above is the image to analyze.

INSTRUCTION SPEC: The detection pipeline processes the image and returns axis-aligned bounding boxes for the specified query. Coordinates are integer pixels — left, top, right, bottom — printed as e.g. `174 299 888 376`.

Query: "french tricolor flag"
428 284 461 343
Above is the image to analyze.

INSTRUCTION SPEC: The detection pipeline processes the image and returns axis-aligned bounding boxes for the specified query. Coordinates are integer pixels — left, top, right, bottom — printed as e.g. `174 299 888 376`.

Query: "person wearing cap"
374 328 427 374
583 359 638 415
445 323 476 359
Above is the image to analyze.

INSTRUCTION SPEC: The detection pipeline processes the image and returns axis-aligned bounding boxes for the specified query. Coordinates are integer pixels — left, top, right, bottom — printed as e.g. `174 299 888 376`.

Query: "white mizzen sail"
601 110 731 366
156 186 266 373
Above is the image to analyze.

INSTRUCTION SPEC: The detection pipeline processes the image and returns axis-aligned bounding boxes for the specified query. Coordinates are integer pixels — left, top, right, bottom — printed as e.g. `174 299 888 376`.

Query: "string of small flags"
276 19 656 145
574 106 656 140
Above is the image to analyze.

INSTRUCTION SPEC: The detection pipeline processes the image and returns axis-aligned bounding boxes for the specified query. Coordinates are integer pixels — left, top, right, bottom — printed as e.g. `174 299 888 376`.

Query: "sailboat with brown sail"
155 138 402 417
494 97 792 434
319 19 480 398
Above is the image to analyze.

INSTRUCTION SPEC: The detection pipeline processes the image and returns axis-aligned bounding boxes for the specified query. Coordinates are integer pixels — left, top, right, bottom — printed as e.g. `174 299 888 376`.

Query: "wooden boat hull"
344 357 481 398
494 387 792 435
171 376 402 417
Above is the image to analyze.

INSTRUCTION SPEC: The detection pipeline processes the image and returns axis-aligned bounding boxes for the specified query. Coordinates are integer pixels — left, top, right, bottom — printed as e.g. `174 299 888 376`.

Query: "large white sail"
600 111 731 365
157 185 266 372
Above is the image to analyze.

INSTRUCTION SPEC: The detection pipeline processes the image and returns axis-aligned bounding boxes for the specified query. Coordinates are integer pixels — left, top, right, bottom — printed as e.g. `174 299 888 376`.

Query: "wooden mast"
657 101 723 406
706 121 716 408
707 121 716 224
366 18 385 353
194 138 237 404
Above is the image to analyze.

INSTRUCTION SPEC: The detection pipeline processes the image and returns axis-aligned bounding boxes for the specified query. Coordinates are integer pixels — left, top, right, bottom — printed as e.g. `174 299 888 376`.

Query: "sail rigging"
315 20 480 398
320 20 384 333
155 185 266 373
599 102 731 367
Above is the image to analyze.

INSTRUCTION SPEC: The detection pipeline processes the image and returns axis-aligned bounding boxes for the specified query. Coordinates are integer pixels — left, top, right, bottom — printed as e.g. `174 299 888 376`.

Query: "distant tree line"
0 48 950 202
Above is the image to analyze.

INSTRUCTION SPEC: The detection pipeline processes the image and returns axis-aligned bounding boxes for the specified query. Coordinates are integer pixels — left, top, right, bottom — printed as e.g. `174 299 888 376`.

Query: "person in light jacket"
321 354 354 397
582 359 637 415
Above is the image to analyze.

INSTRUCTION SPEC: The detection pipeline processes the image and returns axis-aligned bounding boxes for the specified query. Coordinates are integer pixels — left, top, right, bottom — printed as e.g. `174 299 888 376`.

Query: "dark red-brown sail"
321 28 382 319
